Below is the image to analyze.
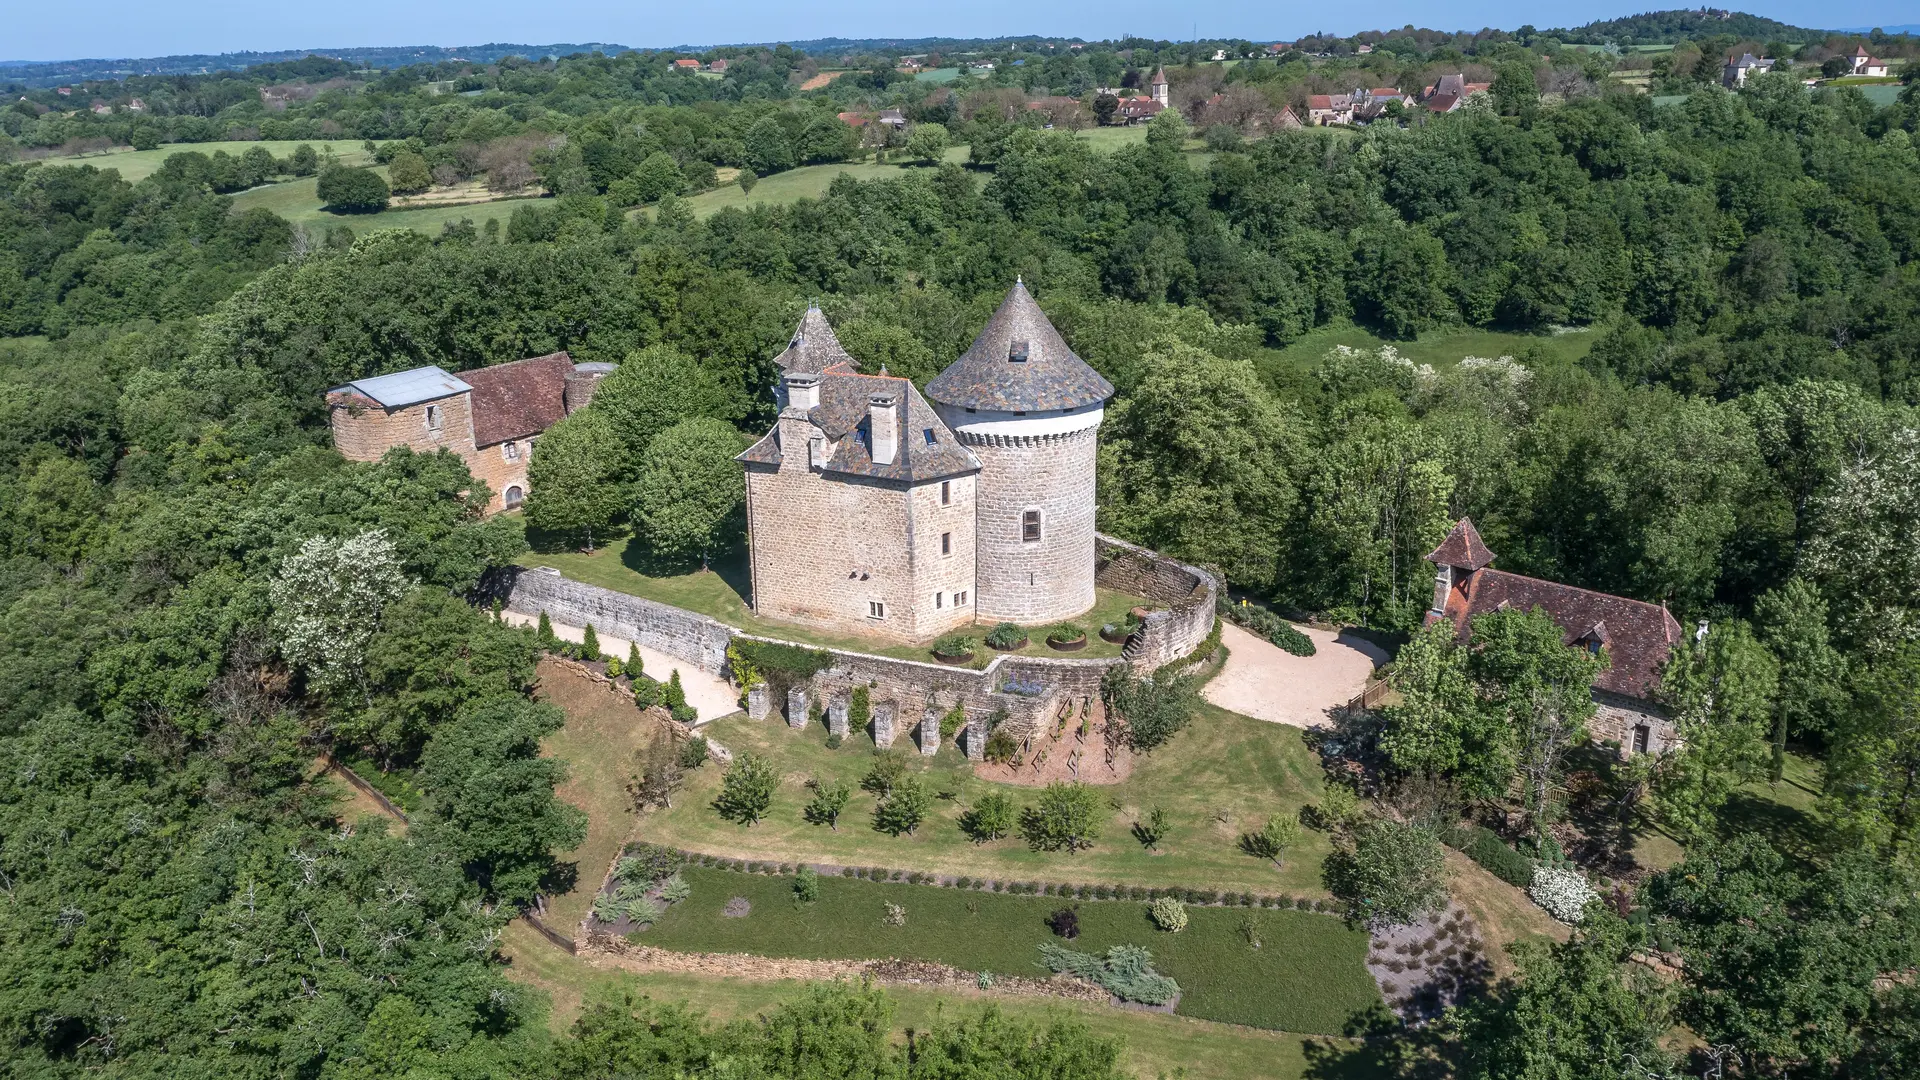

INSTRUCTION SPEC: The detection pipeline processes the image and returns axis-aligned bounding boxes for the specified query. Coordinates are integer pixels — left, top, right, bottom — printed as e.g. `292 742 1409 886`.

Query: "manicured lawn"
515 533 1138 661
633 701 1337 899
1630 749 1826 873
637 865 1378 1034
499 921 1374 1079
30 139 371 182
1257 320 1599 380
534 659 676 933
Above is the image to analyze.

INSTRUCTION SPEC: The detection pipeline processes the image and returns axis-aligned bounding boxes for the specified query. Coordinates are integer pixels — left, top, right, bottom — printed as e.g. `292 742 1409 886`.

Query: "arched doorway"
504 485 524 509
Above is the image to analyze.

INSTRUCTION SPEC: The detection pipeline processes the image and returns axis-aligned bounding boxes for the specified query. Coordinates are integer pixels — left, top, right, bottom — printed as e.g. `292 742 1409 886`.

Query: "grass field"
671 147 972 219
516 534 1139 661
636 864 1378 1033
630 699 1338 899
499 921 1380 1079
1630 749 1825 873
1257 321 1599 381
27 139 372 182
535 659 675 932
228 172 541 234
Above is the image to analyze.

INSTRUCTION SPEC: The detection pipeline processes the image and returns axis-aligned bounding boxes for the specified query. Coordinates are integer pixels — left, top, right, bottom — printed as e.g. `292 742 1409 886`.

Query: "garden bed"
636 864 1379 1034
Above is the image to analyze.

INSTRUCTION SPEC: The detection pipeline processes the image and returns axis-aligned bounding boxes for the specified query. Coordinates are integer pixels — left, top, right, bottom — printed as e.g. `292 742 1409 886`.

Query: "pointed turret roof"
1150 67 1167 85
774 305 855 375
925 280 1114 413
1426 518 1496 571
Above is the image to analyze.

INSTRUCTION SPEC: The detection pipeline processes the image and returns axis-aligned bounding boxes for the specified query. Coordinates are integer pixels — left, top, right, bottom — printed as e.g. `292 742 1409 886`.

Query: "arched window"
503 485 524 508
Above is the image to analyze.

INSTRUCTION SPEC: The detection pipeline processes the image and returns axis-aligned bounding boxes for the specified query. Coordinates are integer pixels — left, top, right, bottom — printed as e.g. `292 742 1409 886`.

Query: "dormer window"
1008 339 1029 362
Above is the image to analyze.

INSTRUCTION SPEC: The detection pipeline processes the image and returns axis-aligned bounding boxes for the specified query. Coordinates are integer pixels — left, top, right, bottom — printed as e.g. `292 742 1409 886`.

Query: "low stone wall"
1093 534 1218 670
503 566 733 675
499 535 1216 745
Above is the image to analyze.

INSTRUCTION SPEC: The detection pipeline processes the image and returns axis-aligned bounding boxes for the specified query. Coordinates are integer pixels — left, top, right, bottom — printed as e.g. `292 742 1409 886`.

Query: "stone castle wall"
744 454 976 642
966 424 1099 624
330 393 477 463
1092 534 1218 670
502 567 735 675
1590 689 1675 757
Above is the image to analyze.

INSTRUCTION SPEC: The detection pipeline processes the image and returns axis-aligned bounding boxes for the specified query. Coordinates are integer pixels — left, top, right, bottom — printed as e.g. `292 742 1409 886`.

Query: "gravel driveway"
1203 622 1389 728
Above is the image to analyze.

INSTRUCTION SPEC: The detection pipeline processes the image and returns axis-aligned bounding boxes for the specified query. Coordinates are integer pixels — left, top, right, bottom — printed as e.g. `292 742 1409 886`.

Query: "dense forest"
5 19 1920 1079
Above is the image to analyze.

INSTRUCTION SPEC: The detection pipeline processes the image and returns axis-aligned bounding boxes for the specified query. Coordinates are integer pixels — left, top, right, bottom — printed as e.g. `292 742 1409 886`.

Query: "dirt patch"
973 694 1135 787
798 71 851 91
578 936 1107 1004
723 896 752 918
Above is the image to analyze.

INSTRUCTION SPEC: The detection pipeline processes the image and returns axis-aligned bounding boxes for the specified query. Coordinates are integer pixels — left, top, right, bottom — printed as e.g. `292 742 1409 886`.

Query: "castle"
738 280 1114 641
325 352 616 513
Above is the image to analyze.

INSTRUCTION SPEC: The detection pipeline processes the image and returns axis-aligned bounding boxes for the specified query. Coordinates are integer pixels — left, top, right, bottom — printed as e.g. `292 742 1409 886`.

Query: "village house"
1422 73 1492 114
705 58 729 73
1722 52 1775 87
326 353 615 514
1846 45 1891 77
671 58 701 71
1424 519 1683 756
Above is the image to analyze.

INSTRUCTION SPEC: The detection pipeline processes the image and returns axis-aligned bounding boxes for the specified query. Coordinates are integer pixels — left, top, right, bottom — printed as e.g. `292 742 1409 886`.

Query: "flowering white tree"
269 529 409 695
1804 427 1920 652
1529 865 1599 925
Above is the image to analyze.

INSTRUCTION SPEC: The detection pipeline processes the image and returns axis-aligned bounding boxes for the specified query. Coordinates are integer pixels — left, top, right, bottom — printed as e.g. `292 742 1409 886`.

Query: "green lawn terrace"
622 864 1379 1035
514 529 1156 666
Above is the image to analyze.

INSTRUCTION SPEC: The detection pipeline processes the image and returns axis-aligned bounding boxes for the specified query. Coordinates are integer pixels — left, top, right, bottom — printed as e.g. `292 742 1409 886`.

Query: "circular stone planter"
931 650 977 666
1047 636 1088 652
988 637 1030 651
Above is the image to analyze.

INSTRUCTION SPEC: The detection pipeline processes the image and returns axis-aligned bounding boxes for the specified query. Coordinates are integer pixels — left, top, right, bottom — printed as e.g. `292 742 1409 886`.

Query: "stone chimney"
785 371 821 412
868 389 899 466
563 361 617 414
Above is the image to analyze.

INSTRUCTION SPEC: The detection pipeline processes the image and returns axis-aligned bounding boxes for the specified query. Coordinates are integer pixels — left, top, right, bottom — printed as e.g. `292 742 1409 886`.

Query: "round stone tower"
926 280 1114 625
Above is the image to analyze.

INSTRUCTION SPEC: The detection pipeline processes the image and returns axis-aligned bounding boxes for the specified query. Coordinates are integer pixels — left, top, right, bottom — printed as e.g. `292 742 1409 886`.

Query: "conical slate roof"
775 305 855 375
1426 518 1496 571
925 281 1114 413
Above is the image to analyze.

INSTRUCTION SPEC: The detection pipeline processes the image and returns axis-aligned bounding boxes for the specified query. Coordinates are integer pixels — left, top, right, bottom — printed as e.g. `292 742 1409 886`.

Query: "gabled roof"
774 306 856 375
1424 518 1683 700
738 369 980 483
1426 518 1496 571
924 280 1114 413
329 366 472 409
460 352 574 446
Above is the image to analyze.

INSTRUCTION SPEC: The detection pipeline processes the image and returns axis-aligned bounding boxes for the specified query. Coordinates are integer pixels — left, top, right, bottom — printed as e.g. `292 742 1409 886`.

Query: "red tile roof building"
326 353 614 514
1424 519 1683 755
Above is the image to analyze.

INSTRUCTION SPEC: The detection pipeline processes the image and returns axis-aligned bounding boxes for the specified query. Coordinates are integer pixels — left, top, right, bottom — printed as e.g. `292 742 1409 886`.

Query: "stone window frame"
503 484 524 508
868 600 886 620
955 590 969 606
1021 508 1043 543
502 440 520 461
940 480 951 505
425 404 444 433
941 531 952 556
935 592 944 609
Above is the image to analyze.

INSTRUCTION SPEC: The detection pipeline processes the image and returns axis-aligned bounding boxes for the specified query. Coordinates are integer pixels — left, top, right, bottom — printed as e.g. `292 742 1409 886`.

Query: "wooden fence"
521 895 577 954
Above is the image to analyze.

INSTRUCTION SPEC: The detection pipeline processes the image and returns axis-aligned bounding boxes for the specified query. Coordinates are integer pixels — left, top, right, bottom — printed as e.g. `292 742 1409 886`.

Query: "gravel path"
501 612 740 722
1202 622 1388 728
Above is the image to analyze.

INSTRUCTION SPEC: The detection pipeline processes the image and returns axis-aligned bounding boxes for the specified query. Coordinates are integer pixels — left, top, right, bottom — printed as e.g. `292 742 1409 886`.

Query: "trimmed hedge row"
1443 825 1535 887
1221 601 1316 656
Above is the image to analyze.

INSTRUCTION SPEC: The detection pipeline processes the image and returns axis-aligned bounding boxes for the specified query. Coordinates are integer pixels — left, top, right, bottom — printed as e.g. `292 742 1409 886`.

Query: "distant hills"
1549 10 1827 43
0 43 630 88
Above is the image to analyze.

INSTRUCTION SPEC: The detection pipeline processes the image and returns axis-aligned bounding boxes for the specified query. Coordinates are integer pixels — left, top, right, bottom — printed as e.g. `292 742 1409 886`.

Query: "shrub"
956 876 972 889
1221 601 1316 656
582 623 601 660
1037 943 1179 1005
793 866 820 903
1445 825 1535 887
825 732 843 749
932 633 976 658
1047 623 1086 644
883 902 907 927
1046 907 1081 939
713 754 779 825
625 897 664 926
678 735 710 770
983 729 1019 764
1241 814 1303 862
606 657 624 678
658 874 691 904
849 685 871 732
1019 782 1109 852
616 844 686 887
939 702 965 739
627 643 643 678
633 677 662 710
316 164 389 212
873 775 932 835
861 753 906 797
1148 896 1188 932
1101 665 1200 753
986 622 1027 649
959 791 1016 842
1528 866 1600 925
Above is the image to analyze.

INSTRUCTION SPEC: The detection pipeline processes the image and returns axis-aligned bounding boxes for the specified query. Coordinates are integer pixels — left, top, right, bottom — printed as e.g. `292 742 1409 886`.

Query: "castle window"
425 404 443 433
956 591 968 606
868 601 886 620
936 593 944 608
1008 339 1029 362
503 485 524 508
1022 509 1042 542
502 440 519 461
940 481 951 505
1632 724 1650 754
941 532 951 555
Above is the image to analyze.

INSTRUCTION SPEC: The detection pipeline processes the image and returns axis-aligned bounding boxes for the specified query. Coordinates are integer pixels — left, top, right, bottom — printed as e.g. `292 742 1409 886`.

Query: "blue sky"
6 1 1913 63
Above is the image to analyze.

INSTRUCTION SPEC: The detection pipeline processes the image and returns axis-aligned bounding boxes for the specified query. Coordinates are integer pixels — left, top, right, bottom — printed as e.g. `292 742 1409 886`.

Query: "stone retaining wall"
1093 534 1218 670
498 533 1216 744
